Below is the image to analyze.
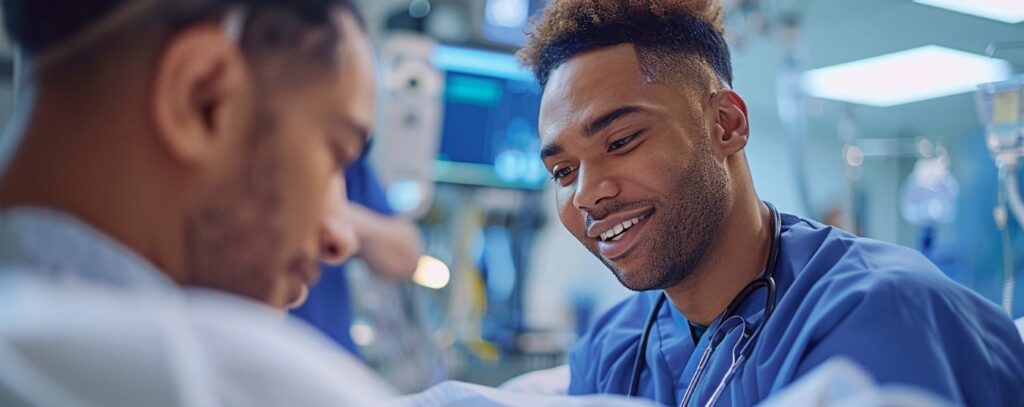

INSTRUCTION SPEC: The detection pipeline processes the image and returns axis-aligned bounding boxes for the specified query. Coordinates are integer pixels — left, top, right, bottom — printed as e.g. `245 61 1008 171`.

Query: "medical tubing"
1001 222 1015 314
998 164 1016 313
628 294 665 397
705 356 744 407
1005 162 1024 234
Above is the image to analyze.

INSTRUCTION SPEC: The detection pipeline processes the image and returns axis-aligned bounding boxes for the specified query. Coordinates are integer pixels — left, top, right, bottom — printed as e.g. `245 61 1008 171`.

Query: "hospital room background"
0 0 1022 394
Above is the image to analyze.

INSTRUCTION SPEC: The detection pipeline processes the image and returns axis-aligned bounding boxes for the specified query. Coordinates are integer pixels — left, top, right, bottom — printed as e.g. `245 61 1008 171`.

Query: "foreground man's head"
0 0 376 308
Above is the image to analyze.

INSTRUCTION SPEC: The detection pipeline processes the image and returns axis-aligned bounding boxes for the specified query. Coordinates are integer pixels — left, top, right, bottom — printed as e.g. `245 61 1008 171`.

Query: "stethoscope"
627 202 782 407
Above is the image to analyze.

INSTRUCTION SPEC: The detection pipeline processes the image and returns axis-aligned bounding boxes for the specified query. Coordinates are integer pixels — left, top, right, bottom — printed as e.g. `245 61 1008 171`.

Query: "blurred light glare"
409 0 431 19
413 255 451 289
386 180 424 214
900 157 960 226
495 150 524 182
431 45 533 82
803 46 1011 107
350 322 376 346
485 0 528 28
845 146 865 167
914 0 1024 23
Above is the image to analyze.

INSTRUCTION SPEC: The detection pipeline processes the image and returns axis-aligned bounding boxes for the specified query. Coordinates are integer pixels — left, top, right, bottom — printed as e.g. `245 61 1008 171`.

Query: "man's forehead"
538 45 652 142
331 9 376 138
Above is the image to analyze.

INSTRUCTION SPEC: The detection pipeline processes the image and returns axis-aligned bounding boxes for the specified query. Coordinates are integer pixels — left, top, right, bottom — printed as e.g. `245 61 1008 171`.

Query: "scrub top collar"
658 214 802 404
667 212 800 345
0 206 176 291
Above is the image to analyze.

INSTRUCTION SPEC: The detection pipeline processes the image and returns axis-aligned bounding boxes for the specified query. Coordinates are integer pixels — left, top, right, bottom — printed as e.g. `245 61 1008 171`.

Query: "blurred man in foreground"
0 0 395 404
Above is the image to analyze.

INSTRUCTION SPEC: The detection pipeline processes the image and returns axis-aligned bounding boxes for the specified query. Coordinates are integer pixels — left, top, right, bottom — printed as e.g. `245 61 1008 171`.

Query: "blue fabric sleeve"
343 153 394 216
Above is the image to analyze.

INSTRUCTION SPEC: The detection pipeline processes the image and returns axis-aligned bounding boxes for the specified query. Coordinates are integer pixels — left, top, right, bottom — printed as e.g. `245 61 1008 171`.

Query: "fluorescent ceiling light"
914 0 1024 24
803 45 1012 107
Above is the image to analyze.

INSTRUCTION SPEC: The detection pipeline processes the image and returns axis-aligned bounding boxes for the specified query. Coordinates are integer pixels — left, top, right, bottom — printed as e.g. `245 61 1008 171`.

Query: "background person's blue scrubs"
290 153 394 355
568 213 1024 406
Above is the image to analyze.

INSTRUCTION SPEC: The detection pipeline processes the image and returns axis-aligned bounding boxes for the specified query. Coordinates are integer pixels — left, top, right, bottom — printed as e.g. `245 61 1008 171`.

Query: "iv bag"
977 75 1024 160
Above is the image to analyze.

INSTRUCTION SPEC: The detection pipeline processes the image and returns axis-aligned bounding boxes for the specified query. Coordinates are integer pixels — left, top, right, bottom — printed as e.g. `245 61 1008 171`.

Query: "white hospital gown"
0 207 396 406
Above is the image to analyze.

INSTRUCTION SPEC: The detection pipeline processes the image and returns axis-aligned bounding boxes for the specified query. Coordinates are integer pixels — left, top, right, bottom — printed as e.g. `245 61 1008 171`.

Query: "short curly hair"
517 0 730 90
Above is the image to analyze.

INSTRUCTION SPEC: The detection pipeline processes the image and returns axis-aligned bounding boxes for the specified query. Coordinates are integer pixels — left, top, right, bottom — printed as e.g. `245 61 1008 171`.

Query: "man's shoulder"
781 221 1014 345
809 233 959 303
772 229 1024 405
781 213 948 293
778 214 1007 331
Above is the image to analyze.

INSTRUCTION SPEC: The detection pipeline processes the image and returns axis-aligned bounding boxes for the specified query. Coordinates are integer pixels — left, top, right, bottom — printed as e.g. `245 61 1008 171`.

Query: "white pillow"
498 364 571 395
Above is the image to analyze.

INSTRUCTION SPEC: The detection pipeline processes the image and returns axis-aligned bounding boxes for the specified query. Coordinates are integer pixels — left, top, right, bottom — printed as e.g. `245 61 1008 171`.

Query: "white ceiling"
3 0 1019 143
732 0 1024 142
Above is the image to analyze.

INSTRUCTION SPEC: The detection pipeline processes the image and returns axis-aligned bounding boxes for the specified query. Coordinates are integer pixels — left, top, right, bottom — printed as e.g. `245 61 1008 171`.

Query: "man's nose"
572 165 620 217
320 173 359 265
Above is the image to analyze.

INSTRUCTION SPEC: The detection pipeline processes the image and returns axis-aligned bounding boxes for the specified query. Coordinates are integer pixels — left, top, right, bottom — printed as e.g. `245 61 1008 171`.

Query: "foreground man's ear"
150 23 251 169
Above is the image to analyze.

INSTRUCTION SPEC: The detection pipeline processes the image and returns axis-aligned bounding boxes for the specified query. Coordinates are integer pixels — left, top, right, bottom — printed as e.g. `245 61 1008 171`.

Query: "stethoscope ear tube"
628 293 667 397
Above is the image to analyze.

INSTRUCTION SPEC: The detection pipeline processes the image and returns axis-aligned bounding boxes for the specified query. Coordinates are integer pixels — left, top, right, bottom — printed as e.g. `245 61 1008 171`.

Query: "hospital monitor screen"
431 45 546 190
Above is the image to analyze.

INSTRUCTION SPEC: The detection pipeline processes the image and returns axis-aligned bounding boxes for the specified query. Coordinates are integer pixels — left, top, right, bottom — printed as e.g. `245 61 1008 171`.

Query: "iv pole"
978 42 1024 313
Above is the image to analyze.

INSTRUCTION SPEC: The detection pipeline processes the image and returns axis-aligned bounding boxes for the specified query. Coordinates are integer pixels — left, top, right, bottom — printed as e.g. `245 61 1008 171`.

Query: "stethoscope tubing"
627 202 783 407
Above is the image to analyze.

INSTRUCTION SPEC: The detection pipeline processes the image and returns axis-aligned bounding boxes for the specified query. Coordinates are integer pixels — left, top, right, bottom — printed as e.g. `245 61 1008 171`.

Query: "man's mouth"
598 216 642 241
592 209 654 260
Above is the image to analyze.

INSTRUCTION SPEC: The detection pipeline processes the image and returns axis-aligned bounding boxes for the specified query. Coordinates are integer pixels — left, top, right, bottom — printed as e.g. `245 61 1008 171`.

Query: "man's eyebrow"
347 122 371 145
539 105 647 162
337 117 370 164
584 106 646 138
540 143 563 161
355 135 373 160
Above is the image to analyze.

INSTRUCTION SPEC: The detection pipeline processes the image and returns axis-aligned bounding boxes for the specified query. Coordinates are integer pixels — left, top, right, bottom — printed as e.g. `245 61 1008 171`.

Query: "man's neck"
0 98 188 285
663 197 772 326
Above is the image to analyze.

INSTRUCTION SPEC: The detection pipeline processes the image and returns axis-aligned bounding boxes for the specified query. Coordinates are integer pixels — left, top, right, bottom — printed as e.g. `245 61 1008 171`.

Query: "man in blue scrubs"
291 150 422 354
519 0 1024 405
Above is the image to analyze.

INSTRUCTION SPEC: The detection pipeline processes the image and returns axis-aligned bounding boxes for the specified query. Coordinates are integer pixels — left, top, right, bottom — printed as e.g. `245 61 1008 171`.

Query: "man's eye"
551 166 575 181
328 137 347 166
609 132 641 152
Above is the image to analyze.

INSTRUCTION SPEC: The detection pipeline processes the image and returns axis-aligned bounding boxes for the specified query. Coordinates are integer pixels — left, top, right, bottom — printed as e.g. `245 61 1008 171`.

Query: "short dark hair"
518 0 732 89
2 0 363 71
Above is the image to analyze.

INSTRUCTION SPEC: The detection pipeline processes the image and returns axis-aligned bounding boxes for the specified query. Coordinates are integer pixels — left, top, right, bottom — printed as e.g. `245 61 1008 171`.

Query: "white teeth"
599 217 644 241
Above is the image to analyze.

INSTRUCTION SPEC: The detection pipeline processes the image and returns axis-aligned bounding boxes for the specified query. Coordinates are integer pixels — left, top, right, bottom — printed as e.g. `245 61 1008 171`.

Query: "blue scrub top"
290 153 394 356
568 213 1024 406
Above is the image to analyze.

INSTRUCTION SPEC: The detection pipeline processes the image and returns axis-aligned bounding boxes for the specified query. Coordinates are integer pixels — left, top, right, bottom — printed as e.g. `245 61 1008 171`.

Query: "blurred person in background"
0 0 397 404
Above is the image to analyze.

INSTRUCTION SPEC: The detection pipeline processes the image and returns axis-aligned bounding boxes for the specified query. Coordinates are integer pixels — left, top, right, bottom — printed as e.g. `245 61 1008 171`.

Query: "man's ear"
150 24 250 168
709 89 750 158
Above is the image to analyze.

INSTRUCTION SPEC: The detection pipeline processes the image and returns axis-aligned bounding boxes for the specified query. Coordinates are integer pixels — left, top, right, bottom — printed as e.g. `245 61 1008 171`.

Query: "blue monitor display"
431 46 547 190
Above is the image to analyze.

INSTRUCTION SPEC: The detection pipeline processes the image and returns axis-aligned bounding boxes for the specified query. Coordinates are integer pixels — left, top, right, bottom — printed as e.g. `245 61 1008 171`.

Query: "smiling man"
0 0 394 404
520 1 1024 405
